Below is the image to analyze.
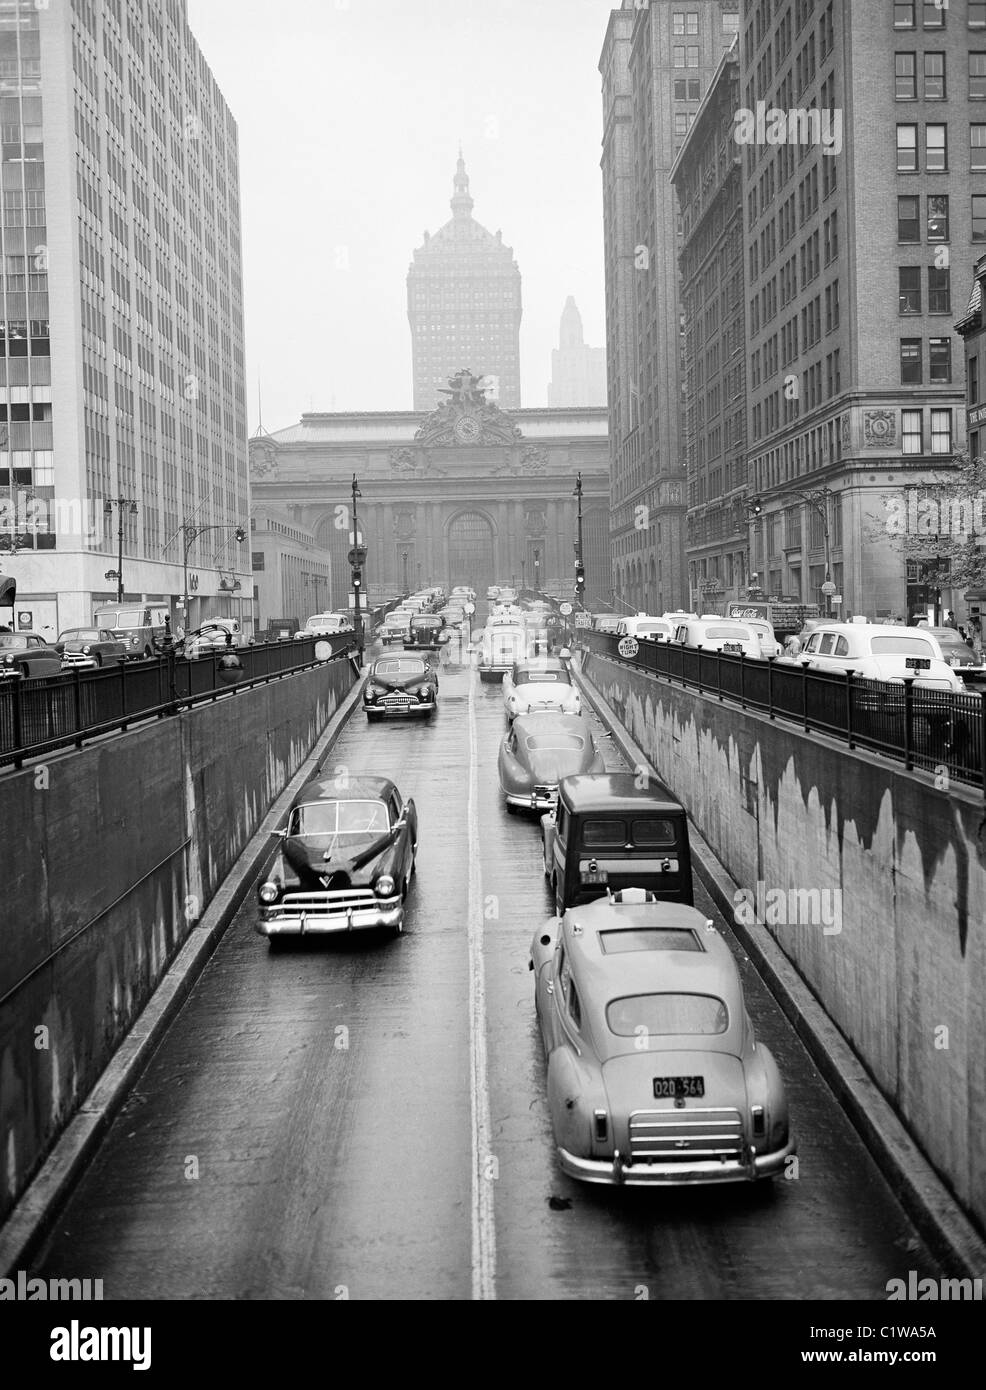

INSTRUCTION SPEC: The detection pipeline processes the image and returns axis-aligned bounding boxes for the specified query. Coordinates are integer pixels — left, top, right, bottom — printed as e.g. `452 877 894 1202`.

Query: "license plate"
654 1076 704 1099
722 643 742 654
580 869 609 884
906 657 930 670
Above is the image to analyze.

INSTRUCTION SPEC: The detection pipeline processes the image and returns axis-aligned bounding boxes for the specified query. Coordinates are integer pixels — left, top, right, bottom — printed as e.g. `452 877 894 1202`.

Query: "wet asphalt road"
31 636 943 1300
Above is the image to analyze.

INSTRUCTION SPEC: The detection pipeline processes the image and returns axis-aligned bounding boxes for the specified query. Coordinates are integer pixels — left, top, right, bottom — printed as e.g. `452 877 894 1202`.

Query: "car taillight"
751 1104 766 1139
594 1110 609 1143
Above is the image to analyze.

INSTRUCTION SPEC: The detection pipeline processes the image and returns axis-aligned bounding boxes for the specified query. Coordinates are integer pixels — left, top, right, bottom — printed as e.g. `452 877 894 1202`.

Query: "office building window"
928 266 950 313
894 0 915 27
972 124 986 170
925 124 947 170
922 0 944 26
929 337 951 381
896 53 917 99
899 266 922 314
924 52 945 99
974 192 986 240
971 52 986 98
902 410 923 454
970 355 980 405
930 409 952 454
673 45 686 67
972 2 986 29
897 124 918 170
898 194 920 241
686 45 699 67
900 339 923 383
928 194 949 240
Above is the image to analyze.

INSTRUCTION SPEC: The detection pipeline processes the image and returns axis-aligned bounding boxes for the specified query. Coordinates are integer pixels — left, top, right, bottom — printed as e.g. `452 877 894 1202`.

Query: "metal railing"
583 630 986 793
0 632 358 770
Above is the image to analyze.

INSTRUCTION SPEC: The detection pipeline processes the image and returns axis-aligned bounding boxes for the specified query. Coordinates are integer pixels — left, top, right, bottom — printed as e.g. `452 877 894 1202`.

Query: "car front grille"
277 888 381 916
628 1108 745 1163
61 652 94 665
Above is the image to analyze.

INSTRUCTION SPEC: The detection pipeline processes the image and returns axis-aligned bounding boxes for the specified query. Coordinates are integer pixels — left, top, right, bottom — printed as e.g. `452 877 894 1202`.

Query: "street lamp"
402 549 409 599
103 496 139 603
350 474 367 660
171 521 247 631
533 547 541 593
748 489 835 613
573 471 586 609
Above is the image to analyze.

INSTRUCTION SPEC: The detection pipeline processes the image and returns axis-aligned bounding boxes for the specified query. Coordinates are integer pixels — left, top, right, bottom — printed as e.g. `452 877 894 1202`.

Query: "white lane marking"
467 665 497 1300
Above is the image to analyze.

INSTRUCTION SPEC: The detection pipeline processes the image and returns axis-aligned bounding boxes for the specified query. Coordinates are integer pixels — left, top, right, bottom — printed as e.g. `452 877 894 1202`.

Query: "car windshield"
582 817 678 848
870 636 936 656
704 626 751 640
290 800 390 836
525 734 585 751
100 612 143 630
607 993 729 1036
61 629 100 640
412 618 441 628
374 659 427 677
0 634 27 648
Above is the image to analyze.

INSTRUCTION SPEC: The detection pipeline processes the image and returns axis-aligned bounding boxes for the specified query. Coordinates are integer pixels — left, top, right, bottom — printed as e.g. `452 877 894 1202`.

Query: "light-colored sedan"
503 657 581 720
530 892 795 1186
800 623 965 691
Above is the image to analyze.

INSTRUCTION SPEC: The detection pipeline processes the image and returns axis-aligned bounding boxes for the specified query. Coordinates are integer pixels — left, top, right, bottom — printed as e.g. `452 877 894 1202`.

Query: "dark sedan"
56 627 128 669
256 774 417 943
0 631 62 680
363 655 438 720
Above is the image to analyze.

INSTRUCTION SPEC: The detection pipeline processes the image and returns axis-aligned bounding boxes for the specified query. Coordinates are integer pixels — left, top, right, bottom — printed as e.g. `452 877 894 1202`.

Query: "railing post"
695 645 703 695
845 668 855 750
802 661 810 733
980 690 986 799
766 655 775 720
119 658 129 730
903 675 915 771
12 673 23 760
739 652 745 710
73 666 83 746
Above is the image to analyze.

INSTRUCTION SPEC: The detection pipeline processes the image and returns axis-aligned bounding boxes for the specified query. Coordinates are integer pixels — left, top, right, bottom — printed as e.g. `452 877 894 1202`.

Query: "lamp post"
175 521 247 632
533 547 541 593
103 496 139 603
402 549 409 599
573 471 585 609
350 474 367 661
749 489 835 613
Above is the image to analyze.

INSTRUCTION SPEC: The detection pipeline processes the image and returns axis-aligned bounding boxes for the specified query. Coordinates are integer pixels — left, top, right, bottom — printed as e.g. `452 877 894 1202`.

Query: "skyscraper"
407 154 522 411
600 1 740 613
547 297 607 407
0 0 249 637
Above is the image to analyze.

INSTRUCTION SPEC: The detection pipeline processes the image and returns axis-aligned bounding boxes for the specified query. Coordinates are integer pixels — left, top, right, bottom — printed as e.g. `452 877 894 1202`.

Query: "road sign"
618 636 640 659
559 602 573 616
832 595 843 607
574 613 592 629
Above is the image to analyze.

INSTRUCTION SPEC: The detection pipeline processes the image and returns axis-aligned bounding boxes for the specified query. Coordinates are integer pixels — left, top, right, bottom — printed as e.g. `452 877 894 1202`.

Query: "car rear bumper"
505 788 557 810
557 1137 795 1185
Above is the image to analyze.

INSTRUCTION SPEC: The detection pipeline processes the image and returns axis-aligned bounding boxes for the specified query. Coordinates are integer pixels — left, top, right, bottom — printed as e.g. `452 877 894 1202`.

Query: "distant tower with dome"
407 152 523 411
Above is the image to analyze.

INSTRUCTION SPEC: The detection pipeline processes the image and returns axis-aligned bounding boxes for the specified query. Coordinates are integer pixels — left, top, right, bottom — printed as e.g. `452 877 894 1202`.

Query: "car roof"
557 772 682 813
560 898 746 1054
292 774 397 807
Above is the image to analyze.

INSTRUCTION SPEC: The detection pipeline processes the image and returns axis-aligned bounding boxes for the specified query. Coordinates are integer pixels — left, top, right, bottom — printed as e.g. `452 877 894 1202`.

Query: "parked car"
256 774 417 944
800 624 965 691
56 627 128 669
671 618 763 658
380 614 411 645
529 891 795 1186
739 617 782 660
363 654 438 720
94 604 167 660
406 614 448 651
498 713 606 813
542 773 693 916
924 627 985 672
503 656 581 721
0 630 63 680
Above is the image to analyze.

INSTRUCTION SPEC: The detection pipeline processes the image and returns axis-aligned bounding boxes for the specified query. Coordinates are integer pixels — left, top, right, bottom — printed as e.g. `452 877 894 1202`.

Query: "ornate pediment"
414 369 524 448
249 437 278 479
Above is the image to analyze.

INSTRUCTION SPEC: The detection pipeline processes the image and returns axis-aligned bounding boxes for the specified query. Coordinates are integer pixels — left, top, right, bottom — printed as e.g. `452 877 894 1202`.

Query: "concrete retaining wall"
0 659 356 1223
584 651 986 1236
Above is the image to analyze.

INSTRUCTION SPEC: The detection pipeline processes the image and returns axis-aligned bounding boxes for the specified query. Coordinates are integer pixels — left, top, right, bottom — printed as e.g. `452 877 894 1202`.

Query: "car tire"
143 645 152 660
366 710 382 722
506 801 517 816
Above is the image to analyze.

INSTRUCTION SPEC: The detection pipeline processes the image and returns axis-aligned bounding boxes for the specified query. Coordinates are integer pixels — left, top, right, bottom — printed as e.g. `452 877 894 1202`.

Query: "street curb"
572 651 986 1282
0 666 368 1278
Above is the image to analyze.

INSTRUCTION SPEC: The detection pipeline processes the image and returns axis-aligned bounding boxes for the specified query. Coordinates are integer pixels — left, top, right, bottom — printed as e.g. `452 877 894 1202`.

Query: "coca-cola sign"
727 602 769 621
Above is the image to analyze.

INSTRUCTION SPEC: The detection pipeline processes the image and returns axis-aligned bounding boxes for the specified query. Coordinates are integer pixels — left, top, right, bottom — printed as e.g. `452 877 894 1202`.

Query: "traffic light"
352 568 362 590
575 563 585 599
234 526 247 542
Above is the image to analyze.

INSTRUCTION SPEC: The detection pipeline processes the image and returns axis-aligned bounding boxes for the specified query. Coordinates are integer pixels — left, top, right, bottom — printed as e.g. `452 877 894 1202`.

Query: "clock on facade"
454 414 481 444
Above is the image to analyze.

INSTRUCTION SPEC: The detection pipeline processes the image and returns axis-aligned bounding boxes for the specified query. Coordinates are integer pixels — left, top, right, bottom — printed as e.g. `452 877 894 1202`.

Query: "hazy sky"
184 0 613 432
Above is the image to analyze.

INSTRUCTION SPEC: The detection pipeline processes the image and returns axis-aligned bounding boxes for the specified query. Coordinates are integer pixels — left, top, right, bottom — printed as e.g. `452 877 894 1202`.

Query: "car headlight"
258 882 280 905
375 875 396 898
82 645 92 654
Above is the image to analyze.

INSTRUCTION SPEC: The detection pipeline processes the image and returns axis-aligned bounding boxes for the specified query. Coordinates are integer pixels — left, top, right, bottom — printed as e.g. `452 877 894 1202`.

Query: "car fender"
745 1041 791 1151
546 1045 605 1159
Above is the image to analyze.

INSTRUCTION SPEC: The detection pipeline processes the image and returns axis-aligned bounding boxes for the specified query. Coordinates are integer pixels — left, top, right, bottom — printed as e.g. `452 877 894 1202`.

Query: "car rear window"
607 993 729 1036
704 626 751 640
581 818 679 848
599 929 701 954
526 734 585 751
521 671 570 684
870 636 935 657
